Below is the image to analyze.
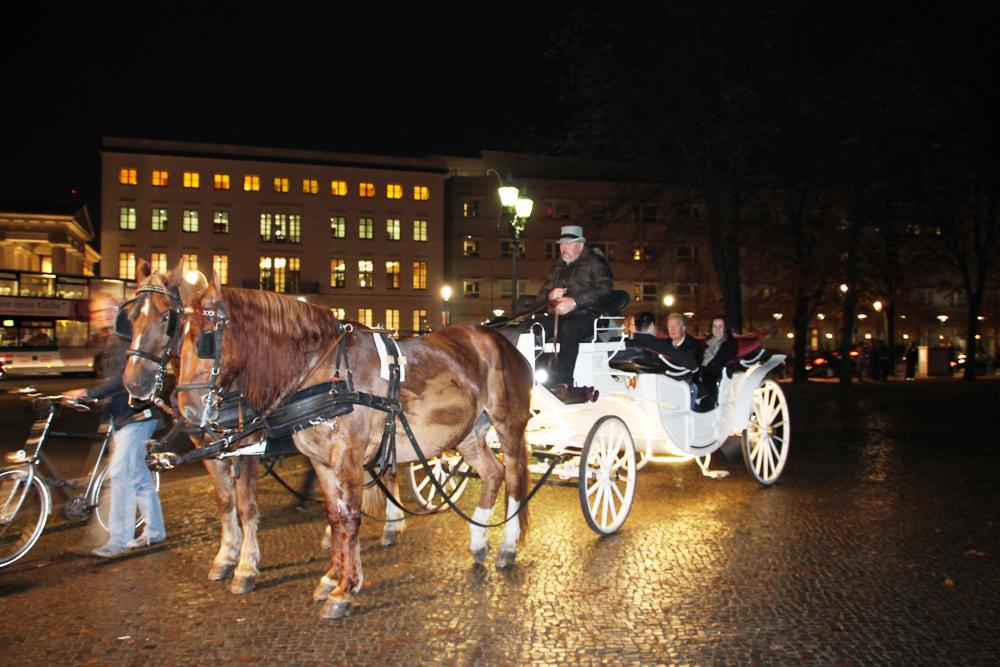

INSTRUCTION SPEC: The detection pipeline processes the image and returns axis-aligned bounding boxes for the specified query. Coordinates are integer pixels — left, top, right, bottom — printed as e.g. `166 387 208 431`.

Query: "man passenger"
666 312 702 365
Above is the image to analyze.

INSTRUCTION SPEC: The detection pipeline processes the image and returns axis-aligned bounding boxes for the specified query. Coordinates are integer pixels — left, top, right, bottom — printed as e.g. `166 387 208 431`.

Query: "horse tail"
512 431 531 544
360 470 387 520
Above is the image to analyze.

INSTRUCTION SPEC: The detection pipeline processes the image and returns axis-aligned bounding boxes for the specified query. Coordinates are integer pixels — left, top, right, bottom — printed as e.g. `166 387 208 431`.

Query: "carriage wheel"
578 416 637 535
741 378 791 485
406 454 471 512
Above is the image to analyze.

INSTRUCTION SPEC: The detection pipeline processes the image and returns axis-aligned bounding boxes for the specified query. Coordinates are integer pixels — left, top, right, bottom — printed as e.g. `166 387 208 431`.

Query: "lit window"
412 309 427 333
149 252 168 274
463 199 480 217
152 170 169 187
385 308 400 330
330 180 347 196
302 179 318 194
244 174 260 192
462 280 480 298
359 182 375 198
258 256 300 293
212 255 229 285
632 244 655 261
330 307 346 319
213 210 230 234
118 251 136 279
386 184 402 199
358 260 374 288
413 219 427 242
214 173 230 190
260 213 272 241
151 208 168 232
274 214 288 242
273 177 289 193
359 217 373 240
330 258 346 288
463 238 480 257
183 171 200 189
288 214 301 243
181 253 198 272
358 308 373 327
330 216 346 238
386 260 401 289
119 206 137 231
413 185 429 201
386 218 400 241
412 261 427 290
119 168 137 185
182 209 199 233
632 282 658 302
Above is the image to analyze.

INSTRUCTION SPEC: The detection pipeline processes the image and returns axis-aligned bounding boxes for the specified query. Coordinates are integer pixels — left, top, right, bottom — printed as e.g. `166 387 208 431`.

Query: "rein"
124 282 185 396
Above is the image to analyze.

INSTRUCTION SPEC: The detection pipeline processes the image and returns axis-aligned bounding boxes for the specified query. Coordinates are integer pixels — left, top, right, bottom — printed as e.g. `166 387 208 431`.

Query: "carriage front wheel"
578 416 637 535
406 454 471 512
741 378 791 485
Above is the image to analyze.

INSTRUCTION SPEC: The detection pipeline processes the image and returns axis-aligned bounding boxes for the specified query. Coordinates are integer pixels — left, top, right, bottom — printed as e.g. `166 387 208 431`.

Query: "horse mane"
219 288 343 410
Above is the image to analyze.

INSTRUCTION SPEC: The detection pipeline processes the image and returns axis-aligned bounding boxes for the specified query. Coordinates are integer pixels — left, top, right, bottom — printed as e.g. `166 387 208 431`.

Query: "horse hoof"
495 548 517 570
313 579 336 602
207 563 235 581
321 599 352 619
229 573 257 595
471 545 489 564
381 530 400 547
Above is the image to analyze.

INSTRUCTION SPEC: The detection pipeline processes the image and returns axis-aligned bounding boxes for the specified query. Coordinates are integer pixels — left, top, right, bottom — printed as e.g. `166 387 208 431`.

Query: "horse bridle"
172 300 232 430
121 283 184 396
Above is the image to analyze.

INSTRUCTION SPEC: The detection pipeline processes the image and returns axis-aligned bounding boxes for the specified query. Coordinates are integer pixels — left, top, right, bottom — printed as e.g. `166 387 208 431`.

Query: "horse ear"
137 258 151 281
178 270 209 306
211 270 223 296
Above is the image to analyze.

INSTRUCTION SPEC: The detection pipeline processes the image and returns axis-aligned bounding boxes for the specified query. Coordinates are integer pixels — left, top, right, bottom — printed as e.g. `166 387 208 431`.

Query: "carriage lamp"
492 309 505 318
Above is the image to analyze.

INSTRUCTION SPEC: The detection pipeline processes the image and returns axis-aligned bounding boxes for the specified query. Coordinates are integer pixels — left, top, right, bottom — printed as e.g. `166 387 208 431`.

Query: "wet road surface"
1 379 998 665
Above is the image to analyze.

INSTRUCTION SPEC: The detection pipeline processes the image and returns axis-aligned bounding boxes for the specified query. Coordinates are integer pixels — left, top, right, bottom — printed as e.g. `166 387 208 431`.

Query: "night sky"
2 2 566 209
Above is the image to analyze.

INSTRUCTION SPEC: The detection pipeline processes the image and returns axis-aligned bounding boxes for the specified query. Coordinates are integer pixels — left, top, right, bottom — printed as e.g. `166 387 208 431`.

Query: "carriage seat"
609 347 695 381
724 343 772 378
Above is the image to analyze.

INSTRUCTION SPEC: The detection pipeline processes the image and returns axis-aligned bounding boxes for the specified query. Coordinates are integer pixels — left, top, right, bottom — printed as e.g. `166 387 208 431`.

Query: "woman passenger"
698 316 739 407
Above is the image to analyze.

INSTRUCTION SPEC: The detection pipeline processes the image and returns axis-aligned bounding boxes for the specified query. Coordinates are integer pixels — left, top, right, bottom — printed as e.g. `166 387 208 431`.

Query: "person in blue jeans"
67 294 166 558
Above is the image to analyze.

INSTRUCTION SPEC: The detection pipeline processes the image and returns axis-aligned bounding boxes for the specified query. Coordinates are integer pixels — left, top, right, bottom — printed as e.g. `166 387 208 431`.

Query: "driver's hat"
558 225 585 243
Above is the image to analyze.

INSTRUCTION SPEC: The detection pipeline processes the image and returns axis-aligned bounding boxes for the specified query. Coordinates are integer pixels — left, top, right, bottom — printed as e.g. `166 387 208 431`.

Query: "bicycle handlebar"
12 387 97 412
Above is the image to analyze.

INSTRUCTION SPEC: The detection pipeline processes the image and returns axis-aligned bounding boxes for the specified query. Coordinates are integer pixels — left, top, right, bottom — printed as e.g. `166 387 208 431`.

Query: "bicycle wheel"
0 469 50 568
92 465 162 532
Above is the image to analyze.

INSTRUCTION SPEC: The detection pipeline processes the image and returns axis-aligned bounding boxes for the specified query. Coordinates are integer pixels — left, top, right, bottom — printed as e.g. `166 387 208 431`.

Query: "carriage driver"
534 225 613 387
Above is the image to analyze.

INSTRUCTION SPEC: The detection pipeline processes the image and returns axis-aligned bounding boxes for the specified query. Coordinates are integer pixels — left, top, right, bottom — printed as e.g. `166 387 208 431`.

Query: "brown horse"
127 268 534 619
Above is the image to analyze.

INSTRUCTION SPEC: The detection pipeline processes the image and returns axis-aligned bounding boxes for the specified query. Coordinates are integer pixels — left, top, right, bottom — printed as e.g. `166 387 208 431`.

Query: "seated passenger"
625 311 697 371
697 315 739 408
666 312 703 365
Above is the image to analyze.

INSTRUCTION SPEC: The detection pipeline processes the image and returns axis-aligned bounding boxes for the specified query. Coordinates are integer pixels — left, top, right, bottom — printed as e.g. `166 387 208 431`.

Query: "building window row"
259 213 302 243
118 251 228 284
351 308 427 332
330 259 428 291
119 167 431 200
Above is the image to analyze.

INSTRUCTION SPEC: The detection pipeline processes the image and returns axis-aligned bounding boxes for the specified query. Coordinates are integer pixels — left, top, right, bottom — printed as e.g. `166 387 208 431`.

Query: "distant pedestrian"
905 342 918 381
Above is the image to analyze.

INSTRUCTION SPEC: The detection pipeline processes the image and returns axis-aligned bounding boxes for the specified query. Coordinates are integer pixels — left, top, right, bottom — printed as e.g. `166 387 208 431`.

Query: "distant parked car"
803 348 860 378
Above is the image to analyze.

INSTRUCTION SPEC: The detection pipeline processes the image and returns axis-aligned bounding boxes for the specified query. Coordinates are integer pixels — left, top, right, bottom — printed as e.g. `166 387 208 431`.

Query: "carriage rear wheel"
406 454 471 512
578 416 637 535
741 378 791 485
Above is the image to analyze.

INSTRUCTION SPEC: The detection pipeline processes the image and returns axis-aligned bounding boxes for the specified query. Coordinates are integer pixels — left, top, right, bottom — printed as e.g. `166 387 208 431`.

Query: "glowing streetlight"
936 315 949 324
817 313 825 320
440 284 453 327
839 283 849 293
663 294 675 307
487 168 533 315
772 313 783 321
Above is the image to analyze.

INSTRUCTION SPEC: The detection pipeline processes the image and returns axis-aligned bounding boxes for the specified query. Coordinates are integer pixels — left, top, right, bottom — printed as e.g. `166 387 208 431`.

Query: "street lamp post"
489 169 533 316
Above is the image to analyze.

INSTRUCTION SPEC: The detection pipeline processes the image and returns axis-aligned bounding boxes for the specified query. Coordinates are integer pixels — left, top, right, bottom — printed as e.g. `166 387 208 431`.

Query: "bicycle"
0 388 161 568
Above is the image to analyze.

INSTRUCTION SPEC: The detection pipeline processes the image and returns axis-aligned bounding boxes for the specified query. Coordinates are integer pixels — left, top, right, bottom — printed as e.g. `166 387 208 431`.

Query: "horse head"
122 260 185 404
174 269 227 427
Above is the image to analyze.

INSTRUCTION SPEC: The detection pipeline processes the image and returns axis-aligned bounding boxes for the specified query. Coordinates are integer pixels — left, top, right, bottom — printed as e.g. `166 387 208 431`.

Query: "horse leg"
308 448 365 619
202 457 241 581
456 428 505 564
492 411 532 569
380 470 405 546
229 455 261 594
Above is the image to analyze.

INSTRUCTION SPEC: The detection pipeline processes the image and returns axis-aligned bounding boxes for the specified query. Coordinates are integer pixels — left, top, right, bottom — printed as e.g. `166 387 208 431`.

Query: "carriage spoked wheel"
578 416 637 535
741 378 791 485
406 453 471 512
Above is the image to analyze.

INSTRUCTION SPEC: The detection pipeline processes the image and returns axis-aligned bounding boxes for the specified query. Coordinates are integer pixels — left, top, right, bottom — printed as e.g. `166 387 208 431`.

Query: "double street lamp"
489 169 534 316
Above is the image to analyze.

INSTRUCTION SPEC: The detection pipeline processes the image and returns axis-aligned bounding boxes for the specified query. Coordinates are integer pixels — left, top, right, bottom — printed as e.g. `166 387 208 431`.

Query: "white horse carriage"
406 311 791 534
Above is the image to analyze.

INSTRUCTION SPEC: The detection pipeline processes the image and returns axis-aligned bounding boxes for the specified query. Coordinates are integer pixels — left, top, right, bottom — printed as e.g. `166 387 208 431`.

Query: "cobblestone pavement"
1 380 998 666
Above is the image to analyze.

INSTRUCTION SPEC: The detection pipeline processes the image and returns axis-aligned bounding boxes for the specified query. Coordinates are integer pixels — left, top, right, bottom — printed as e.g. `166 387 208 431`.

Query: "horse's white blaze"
141 298 151 316
133 331 142 349
469 506 492 553
501 498 520 549
183 320 191 336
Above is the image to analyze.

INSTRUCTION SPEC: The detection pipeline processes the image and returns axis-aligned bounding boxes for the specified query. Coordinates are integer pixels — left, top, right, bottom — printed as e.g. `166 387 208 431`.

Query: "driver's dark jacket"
534 247 613 312
86 331 162 429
